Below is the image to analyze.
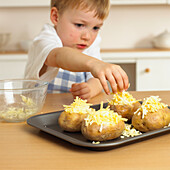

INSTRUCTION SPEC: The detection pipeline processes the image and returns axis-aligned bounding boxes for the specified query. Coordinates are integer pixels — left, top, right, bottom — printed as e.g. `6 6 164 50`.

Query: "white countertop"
0 55 27 60
1 49 170 63
101 49 170 63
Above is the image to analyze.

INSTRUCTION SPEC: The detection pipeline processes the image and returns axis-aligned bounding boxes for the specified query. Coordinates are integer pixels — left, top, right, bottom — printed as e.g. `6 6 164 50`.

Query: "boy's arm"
45 46 129 94
45 47 95 72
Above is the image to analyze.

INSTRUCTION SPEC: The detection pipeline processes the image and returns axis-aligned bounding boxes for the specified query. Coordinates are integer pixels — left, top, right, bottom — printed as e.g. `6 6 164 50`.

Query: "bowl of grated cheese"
0 79 48 123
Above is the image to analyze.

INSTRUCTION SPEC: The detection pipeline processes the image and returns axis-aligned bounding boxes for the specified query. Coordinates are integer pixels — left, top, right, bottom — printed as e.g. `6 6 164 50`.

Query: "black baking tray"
27 103 170 151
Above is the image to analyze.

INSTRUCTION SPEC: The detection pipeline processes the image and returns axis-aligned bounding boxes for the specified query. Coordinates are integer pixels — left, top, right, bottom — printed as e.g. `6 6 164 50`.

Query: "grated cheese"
21 95 35 106
92 141 100 144
63 96 93 114
121 123 142 138
108 91 139 106
0 95 37 122
84 102 127 132
164 123 170 128
134 96 168 119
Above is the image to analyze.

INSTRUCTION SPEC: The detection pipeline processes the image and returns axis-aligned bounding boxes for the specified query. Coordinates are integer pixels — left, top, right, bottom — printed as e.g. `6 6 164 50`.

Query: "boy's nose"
81 30 91 41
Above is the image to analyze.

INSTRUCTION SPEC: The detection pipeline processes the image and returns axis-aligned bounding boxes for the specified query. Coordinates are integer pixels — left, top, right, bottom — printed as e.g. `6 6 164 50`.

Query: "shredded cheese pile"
84 102 127 132
108 91 138 106
63 96 93 114
134 96 168 119
0 95 37 122
121 124 142 138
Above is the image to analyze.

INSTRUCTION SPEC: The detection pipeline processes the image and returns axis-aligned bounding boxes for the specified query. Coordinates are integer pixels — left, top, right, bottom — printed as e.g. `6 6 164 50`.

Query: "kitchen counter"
0 91 170 170
101 48 170 63
1 48 170 62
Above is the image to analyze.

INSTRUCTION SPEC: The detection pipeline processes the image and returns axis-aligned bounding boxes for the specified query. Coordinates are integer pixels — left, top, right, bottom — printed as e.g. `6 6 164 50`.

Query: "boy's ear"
50 7 59 25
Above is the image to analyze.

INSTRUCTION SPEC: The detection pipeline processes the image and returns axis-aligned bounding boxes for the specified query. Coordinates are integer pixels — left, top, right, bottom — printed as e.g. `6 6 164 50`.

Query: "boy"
25 0 129 101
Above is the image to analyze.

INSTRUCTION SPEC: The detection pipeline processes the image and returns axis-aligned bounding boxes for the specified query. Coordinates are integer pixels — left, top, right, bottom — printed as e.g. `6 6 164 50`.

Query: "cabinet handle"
145 68 150 73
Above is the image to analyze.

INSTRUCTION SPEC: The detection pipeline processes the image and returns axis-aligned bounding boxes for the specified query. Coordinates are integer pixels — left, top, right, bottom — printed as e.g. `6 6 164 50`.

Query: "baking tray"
27 103 170 151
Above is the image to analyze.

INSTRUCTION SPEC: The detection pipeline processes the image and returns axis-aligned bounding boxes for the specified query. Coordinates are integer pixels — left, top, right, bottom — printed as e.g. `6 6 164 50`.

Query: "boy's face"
54 7 103 51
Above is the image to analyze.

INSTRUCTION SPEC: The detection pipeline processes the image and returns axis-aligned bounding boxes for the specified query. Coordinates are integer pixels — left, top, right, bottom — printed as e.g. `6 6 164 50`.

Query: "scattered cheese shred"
134 96 168 119
164 123 170 128
63 96 93 114
92 141 100 144
21 95 35 106
84 102 127 132
108 91 139 106
121 123 142 138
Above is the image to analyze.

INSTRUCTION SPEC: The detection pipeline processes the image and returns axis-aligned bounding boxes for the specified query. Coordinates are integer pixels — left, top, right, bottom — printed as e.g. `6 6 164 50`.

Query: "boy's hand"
90 61 129 95
70 82 91 101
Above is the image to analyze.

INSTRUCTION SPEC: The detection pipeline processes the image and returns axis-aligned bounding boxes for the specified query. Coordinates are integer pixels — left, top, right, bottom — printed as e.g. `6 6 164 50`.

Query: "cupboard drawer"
136 59 170 91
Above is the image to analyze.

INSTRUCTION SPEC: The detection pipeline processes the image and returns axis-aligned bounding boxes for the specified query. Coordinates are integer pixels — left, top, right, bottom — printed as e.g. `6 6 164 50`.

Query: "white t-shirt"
24 24 102 92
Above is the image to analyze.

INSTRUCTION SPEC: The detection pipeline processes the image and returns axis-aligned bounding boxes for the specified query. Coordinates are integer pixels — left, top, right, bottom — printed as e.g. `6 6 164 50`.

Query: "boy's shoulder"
41 24 56 34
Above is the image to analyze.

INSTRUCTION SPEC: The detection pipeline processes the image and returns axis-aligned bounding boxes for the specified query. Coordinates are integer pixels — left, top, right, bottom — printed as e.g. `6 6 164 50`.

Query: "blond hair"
51 0 110 20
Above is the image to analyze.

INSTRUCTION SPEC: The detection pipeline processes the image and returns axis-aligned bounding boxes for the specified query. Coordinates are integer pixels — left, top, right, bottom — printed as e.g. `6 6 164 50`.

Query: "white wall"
1 5 170 51
101 5 170 49
0 7 51 51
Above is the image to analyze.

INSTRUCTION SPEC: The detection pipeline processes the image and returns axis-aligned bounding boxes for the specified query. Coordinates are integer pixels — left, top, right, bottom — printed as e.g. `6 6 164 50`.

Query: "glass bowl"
0 79 48 123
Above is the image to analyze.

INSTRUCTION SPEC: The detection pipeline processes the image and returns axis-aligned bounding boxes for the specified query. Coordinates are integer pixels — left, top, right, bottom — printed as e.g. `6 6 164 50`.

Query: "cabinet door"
136 59 170 91
0 60 27 80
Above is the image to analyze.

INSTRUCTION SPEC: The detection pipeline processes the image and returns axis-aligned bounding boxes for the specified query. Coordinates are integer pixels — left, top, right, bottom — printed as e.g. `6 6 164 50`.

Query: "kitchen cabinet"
101 49 170 91
0 0 168 7
136 59 170 91
110 0 167 5
0 53 27 80
0 0 50 7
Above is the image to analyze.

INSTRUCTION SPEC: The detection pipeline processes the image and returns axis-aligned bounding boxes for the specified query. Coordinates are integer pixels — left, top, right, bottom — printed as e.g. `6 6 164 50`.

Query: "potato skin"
58 111 87 132
81 120 125 141
132 107 170 132
109 101 141 121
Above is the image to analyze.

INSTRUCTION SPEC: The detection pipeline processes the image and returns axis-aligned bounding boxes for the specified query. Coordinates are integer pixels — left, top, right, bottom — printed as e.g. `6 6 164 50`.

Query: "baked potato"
81 102 127 141
58 97 93 132
132 96 170 132
108 91 141 121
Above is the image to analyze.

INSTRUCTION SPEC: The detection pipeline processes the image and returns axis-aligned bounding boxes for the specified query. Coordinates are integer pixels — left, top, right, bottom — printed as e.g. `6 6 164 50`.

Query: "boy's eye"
75 23 84 27
93 26 100 31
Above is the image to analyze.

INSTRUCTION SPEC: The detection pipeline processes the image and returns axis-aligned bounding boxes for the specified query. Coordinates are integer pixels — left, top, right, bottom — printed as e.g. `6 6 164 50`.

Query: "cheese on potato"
134 96 168 118
63 96 93 114
108 91 139 106
84 102 127 132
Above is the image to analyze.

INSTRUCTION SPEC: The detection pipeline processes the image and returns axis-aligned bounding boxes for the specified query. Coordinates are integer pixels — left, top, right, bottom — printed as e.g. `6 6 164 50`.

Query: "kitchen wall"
1 5 170 50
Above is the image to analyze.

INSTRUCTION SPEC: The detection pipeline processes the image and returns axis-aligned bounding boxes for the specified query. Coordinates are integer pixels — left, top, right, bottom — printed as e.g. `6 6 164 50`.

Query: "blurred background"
0 0 170 91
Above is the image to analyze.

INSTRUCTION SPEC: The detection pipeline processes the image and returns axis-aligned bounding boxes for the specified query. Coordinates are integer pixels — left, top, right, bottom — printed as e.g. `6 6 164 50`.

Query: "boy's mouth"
77 44 87 49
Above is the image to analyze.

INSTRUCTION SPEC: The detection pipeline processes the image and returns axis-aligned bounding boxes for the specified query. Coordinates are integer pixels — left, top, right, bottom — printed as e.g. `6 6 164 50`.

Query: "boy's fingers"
99 74 110 95
106 73 118 93
113 73 124 92
70 83 86 92
78 93 91 101
124 75 129 90
117 67 129 90
71 86 88 96
120 73 129 90
110 67 128 91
